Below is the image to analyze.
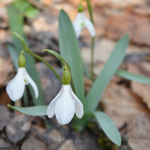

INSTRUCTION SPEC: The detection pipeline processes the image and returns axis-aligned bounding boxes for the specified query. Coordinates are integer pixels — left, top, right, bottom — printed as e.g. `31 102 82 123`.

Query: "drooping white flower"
73 12 95 38
47 85 84 125
6 67 38 102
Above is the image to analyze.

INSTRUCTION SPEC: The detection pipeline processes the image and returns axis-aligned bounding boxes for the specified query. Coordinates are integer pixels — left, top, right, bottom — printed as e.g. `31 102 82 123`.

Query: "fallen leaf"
22 137 47 150
0 139 12 149
128 62 150 109
127 113 150 150
0 56 15 87
101 82 149 129
58 139 75 150
36 62 62 104
0 104 10 131
105 10 150 47
0 88 10 107
6 115 31 143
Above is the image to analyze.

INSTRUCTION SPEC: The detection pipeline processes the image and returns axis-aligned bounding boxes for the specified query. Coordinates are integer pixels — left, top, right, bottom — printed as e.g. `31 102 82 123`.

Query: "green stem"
28 51 62 83
86 0 95 80
86 0 94 24
90 37 95 80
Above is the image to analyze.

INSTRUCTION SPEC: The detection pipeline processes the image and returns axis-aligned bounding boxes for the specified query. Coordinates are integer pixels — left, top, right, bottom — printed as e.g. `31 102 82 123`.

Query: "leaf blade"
85 34 129 111
58 10 84 103
116 69 150 84
94 111 121 146
12 0 39 18
8 104 47 116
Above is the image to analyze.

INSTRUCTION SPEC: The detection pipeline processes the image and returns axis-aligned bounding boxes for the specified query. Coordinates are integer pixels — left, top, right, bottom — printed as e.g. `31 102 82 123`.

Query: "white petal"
6 68 25 101
25 69 38 99
71 88 84 118
47 87 62 118
73 13 85 38
84 16 95 37
55 85 75 125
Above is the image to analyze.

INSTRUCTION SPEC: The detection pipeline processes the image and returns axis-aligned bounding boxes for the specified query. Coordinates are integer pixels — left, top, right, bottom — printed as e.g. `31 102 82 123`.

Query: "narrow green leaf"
116 69 150 84
85 34 129 111
94 111 121 146
7 44 18 70
58 10 84 103
12 0 39 18
8 104 47 116
7 5 45 105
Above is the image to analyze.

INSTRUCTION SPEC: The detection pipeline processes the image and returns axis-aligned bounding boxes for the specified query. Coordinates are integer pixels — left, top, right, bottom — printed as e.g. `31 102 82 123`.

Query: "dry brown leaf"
22 137 47 150
0 88 11 107
101 82 149 129
0 104 10 131
128 62 150 110
36 62 62 104
127 113 150 150
6 115 31 143
37 128 65 145
0 139 12 149
58 140 75 150
92 0 146 8
0 57 14 87
105 10 150 46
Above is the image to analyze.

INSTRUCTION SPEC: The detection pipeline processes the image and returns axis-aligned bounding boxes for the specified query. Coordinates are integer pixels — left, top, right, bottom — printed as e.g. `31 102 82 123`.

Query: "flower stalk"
86 0 95 80
24 50 62 83
90 37 95 80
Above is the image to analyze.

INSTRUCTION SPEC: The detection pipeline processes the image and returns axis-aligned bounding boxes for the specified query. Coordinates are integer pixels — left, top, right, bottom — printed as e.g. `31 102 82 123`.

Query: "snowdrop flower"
47 69 84 125
6 54 38 101
73 4 95 38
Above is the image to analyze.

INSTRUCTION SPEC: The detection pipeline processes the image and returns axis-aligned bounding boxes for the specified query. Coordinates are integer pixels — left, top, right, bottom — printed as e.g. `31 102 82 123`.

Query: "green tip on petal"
62 69 71 85
18 55 26 67
78 4 84 12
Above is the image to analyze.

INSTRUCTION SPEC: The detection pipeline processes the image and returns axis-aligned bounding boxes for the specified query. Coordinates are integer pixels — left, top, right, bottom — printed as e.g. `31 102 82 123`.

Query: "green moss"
87 122 119 150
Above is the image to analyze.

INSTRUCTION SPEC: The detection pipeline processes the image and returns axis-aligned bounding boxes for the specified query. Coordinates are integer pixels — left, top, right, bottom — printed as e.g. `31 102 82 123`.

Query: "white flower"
73 12 95 38
47 85 84 125
6 67 38 101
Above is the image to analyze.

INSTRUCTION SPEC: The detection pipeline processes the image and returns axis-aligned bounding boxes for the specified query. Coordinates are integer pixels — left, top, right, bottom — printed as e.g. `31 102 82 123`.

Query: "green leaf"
7 5 45 105
7 44 18 70
12 0 39 18
8 104 47 116
94 111 121 146
58 10 84 103
85 34 129 111
116 69 150 84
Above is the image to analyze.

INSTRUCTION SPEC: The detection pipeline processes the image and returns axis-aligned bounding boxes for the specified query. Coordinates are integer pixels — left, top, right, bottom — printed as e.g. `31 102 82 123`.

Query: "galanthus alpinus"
47 68 84 125
6 51 38 101
73 3 95 38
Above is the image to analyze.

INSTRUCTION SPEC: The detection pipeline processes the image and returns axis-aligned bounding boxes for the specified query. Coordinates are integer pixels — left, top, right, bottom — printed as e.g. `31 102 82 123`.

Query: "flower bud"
62 69 71 85
78 4 84 13
18 55 26 68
